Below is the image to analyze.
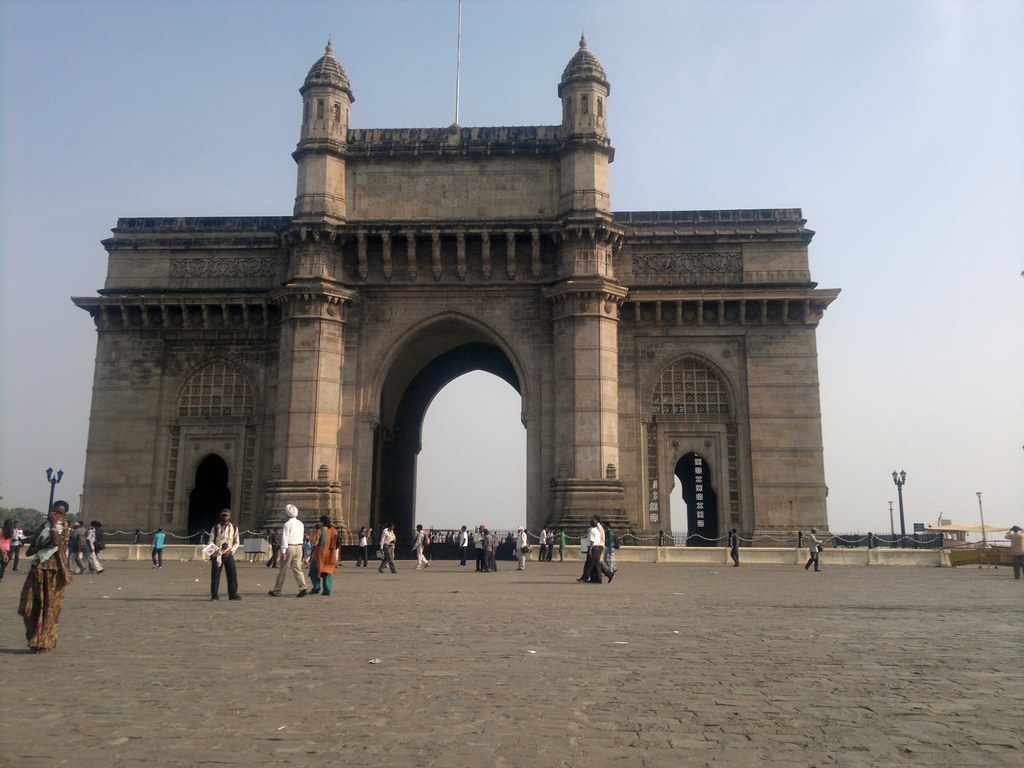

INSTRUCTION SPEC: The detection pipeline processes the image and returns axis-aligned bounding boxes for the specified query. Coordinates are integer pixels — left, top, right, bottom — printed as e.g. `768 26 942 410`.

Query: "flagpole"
455 0 462 126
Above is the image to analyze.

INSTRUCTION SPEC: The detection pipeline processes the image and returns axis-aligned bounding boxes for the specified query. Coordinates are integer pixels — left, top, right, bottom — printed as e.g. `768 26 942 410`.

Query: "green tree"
1 506 45 532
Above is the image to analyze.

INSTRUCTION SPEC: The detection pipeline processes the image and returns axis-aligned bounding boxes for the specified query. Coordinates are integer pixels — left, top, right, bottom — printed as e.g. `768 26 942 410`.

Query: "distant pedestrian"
302 531 313 566
266 527 281 568
458 525 469 567
10 520 25 571
67 522 85 574
604 523 619 575
487 528 498 572
0 519 12 581
728 528 740 567
377 524 397 574
579 516 614 584
152 528 166 568
515 527 529 570
413 524 429 569
557 528 566 562
310 516 338 595
1005 525 1024 580
356 526 369 567
539 528 549 561
804 528 822 572
86 521 105 574
474 526 487 572
18 501 73 652
268 505 309 597
208 510 241 600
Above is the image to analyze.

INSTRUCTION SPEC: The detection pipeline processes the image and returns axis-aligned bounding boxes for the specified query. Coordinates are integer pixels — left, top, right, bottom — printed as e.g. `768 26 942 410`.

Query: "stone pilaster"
265 250 355 528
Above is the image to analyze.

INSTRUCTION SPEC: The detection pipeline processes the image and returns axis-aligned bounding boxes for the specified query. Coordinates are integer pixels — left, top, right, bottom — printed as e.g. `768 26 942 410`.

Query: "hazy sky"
1 0 1021 536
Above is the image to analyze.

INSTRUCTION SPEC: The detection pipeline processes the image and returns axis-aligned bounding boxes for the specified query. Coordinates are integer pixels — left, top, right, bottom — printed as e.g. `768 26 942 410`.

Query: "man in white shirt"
268 504 309 597
578 515 614 584
804 528 823 572
412 524 429 569
458 525 469 567
377 524 397 573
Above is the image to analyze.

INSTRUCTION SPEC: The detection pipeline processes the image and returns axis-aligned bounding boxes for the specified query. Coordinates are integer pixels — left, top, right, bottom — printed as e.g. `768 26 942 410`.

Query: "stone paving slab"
1 558 1021 767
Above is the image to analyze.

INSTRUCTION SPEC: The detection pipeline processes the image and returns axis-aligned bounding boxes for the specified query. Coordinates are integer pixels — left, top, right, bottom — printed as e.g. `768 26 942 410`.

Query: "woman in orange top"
310 516 338 596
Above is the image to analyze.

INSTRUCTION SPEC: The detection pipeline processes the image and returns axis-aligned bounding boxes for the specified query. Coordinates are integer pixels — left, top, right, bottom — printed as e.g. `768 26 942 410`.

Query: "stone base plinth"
547 478 631 535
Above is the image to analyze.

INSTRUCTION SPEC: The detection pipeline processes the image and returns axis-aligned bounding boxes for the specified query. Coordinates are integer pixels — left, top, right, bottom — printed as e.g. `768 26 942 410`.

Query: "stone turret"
293 41 354 223
557 35 614 222
558 34 610 140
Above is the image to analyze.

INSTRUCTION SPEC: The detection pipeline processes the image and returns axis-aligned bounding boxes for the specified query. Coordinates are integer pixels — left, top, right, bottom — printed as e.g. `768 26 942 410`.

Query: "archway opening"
674 452 719 546
416 371 525 534
188 455 230 539
373 336 522 543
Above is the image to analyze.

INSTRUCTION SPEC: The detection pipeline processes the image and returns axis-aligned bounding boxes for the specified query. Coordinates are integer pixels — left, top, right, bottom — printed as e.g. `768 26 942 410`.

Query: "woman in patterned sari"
18 500 73 653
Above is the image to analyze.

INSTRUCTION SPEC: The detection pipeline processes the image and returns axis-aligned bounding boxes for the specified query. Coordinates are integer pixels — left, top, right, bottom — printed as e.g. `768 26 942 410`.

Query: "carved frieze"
631 252 741 281
171 257 277 279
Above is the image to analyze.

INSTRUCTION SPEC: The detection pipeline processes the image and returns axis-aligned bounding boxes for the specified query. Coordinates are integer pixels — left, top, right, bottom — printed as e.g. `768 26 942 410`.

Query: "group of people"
576 515 619 584
203 505 342 600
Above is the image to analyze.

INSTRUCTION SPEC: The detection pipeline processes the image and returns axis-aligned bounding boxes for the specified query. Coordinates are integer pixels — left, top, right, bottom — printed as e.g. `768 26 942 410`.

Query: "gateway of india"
74 39 838 542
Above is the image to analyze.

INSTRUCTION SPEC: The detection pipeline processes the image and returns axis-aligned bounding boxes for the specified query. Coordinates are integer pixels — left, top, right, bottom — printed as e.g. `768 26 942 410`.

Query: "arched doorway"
188 455 231 539
372 324 523 541
674 452 719 546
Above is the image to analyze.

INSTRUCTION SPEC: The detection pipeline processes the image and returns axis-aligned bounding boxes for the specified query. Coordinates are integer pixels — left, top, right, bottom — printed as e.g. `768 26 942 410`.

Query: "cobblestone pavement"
1 556 1021 767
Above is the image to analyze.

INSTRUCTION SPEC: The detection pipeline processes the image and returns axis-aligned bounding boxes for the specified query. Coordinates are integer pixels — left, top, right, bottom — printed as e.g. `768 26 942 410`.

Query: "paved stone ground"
1 556 1021 767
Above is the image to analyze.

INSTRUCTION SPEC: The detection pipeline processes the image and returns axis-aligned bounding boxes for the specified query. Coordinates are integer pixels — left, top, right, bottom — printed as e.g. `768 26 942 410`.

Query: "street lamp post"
888 501 895 547
892 470 907 548
46 467 64 512
976 492 987 563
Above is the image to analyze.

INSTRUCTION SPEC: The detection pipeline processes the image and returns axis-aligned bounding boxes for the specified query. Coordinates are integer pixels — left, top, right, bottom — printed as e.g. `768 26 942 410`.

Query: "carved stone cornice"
71 295 280 332
269 280 358 322
281 222 347 246
621 288 840 327
543 276 629 320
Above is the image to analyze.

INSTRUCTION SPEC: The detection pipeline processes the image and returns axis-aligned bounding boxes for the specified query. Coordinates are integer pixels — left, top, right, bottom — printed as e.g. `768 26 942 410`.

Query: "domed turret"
302 40 354 98
559 35 609 94
558 35 610 139
293 41 353 223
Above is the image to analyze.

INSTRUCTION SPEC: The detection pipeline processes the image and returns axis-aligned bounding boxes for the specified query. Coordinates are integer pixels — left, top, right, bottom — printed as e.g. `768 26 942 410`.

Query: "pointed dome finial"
326 38 334 56
580 33 587 49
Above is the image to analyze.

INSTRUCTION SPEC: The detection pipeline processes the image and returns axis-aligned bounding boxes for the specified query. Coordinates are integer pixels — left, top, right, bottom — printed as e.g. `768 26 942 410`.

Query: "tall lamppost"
888 501 895 546
976 492 987 561
46 467 63 512
892 470 907 548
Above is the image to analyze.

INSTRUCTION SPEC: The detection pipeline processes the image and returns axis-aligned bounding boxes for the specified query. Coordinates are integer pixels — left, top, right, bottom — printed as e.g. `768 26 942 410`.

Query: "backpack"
94 528 106 552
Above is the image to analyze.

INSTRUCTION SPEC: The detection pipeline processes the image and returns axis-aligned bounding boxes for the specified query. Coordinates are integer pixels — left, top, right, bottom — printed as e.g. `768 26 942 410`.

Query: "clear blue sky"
1 0 1021 535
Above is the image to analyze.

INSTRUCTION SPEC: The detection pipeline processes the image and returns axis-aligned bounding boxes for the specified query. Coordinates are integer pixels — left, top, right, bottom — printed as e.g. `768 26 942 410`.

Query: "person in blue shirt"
152 528 166 569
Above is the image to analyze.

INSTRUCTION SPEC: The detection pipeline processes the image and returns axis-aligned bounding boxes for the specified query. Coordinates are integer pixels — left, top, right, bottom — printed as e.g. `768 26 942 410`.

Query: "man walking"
152 528 166 568
377 524 397 574
804 528 823 572
579 516 614 584
86 520 105 574
728 528 740 567
268 504 309 597
412 524 429 569
67 521 86 574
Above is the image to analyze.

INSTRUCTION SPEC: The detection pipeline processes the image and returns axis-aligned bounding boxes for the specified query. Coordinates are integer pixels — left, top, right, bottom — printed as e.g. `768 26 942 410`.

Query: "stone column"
544 230 629 532
265 244 355 527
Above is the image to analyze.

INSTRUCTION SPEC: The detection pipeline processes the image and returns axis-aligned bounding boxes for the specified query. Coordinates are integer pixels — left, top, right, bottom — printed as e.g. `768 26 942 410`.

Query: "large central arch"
371 316 524 539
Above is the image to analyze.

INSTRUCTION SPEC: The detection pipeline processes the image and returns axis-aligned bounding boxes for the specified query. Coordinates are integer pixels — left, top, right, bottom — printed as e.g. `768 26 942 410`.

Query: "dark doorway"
675 452 719 546
187 455 231 540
